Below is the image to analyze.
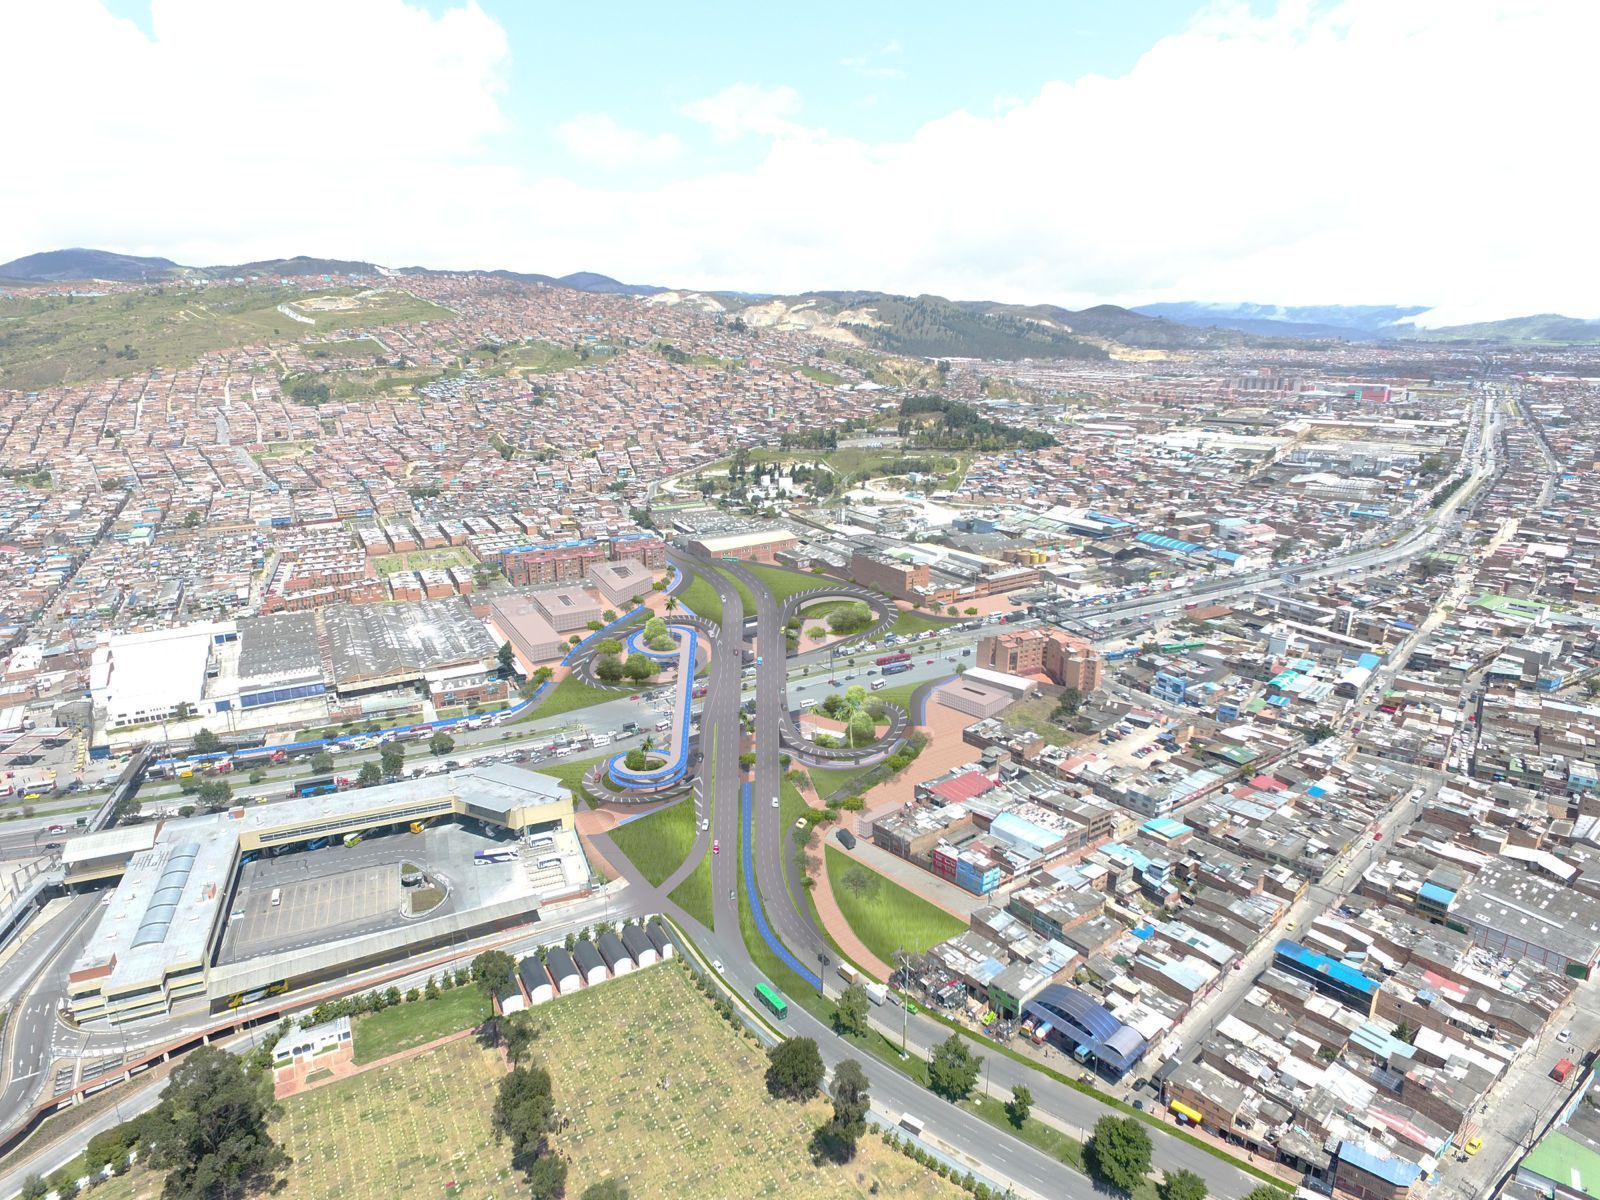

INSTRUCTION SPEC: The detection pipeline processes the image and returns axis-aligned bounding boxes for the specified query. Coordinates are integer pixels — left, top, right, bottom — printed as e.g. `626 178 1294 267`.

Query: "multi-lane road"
0 395 1504 1195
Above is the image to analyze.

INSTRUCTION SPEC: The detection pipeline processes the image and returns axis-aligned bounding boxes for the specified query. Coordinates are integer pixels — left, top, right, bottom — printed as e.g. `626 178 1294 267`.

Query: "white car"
771 797 779 809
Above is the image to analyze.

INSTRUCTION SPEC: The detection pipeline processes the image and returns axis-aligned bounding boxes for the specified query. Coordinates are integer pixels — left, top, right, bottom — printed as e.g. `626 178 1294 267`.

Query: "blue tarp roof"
1276 940 1378 996
1337 1142 1423 1187
1207 547 1241 562
1085 510 1132 528
1135 531 1203 555
1357 653 1381 670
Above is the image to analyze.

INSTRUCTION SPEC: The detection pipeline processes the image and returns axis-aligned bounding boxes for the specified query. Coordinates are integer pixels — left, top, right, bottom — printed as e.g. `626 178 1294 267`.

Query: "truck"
875 652 911 667
837 962 860 986
898 1113 924 1138
864 982 888 1006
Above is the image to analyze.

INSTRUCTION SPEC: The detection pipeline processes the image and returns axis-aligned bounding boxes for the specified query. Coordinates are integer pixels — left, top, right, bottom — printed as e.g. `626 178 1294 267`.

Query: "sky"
2 0 1596 324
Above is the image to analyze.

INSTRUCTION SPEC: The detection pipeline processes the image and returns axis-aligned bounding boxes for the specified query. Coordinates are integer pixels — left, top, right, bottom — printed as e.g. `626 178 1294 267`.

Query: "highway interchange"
0 388 1506 1197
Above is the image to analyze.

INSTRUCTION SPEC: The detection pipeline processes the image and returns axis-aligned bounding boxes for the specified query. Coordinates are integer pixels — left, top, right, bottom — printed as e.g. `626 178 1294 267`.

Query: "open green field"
825 846 964 961
533 963 960 1199
370 546 472 574
352 985 491 1064
996 691 1081 748
675 572 725 624
0 285 453 390
610 798 697 887
466 338 585 376
518 673 620 722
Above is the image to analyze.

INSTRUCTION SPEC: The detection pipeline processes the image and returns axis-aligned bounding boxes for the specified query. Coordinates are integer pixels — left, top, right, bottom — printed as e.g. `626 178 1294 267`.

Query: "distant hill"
0 248 184 282
203 255 383 279
1133 301 1428 340
717 291 1129 360
557 270 665 295
1401 314 1600 345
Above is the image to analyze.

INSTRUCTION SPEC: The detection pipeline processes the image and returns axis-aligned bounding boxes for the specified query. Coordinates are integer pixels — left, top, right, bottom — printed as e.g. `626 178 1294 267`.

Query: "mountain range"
3 248 1597 350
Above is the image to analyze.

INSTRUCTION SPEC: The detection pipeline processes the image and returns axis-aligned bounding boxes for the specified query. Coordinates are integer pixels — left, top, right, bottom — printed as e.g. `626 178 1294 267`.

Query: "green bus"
754 981 788 1018
343 832 363 847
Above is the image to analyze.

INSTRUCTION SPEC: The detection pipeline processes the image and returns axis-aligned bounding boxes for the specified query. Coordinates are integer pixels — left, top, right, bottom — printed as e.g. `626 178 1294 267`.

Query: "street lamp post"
817 952 828 996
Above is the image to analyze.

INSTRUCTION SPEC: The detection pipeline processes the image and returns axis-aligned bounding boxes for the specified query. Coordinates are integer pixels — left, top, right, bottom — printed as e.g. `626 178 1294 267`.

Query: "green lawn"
958 1096 1160 1200
351 985 491 1064
890 610 953 637
824 846 964 960
806 762 872 802
675 573 724 624
668 850 714 927
740 561 827 605
530 752 610 807
715 567 757 613
609 798 697 887
519 673 620 721
871 678 937 723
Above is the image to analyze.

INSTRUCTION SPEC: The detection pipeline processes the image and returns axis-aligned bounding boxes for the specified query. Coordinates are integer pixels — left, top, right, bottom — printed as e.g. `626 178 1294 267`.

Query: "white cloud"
555 113 682 169
679 83 804 142
1 0 1596 321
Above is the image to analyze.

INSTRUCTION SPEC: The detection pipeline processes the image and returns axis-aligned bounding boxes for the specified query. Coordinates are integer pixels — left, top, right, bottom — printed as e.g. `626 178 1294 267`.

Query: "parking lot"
215 823 541 965
220 861 401 963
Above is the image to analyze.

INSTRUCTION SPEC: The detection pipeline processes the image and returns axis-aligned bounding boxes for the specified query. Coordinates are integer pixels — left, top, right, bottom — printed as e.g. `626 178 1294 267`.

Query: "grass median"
610 798 696 887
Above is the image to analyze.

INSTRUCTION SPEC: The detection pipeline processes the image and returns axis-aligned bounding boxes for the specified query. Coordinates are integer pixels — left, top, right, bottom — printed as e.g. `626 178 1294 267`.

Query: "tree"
596 654 626 683
844 684 867 708
501 1010 541 1066
310 751 334 774
1241 1189 1292 1200
492 1063 558 1162
847 711 875 747
380 742 405 777
429 730 455 757
824 1058 870 1160
1054 687 1084 718
833 983 870 1038
144 1045 289 1200
1160 1168 1209 1200
1006 1084 1033 1128
357 762 381 788
19 1176 45 1200
526 1154 569 1200
623 653 657 682
581 1180 630 1200
643 616 668 640
928 1033 981 1101
195 780 232 810
1306 721 1337 744
1088 1115 1152 1193
765 1037 825 1099
473 949 517 998
191 728 221 754
595 639 623 657
497 642 516 671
